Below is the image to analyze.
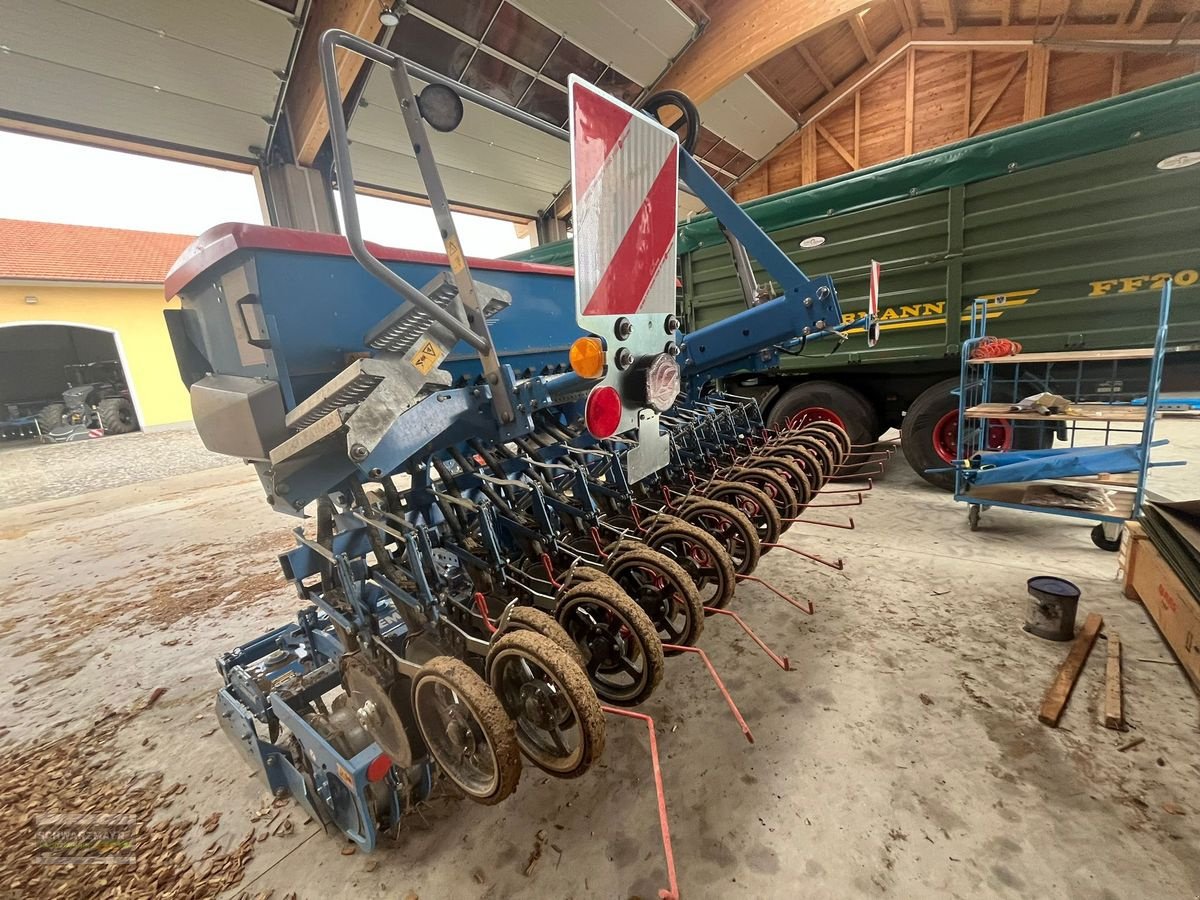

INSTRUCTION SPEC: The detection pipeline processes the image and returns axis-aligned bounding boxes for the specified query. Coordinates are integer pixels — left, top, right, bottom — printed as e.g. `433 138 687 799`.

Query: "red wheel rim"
786 406 845 429
931 411 1012 464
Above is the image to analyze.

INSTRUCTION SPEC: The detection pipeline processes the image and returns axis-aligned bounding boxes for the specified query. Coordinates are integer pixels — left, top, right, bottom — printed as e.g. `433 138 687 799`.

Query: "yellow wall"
0 283 191 427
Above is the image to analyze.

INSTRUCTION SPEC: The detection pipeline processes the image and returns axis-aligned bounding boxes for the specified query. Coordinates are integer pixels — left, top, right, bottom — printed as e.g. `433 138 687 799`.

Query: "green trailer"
510 74 1200 487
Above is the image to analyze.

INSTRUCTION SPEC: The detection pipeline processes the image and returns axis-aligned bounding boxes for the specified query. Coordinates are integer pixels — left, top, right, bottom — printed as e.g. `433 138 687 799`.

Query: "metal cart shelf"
952 281 1182 550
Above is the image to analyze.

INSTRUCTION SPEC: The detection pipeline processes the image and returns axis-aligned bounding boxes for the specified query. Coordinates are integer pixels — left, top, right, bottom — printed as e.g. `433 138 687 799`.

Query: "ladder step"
285 360 384 430
365 272 510 354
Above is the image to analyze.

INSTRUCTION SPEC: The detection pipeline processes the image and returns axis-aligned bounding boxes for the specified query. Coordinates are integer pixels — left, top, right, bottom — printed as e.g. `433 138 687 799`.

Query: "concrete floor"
1 424 1198 898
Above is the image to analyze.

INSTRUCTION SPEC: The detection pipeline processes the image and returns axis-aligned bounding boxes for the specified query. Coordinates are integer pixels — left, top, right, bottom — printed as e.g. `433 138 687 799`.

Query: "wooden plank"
655 0 867 103
801 125 818 183
891 0 913 31
1112 52 1125 95
1104 632 1124 729
1120 521 1149 600
286 0 383 166
1132 0 1156 31
1002 0 1014 26
966 481 1136 519
904 48 916 153
853 90 862 164
1024 45 1049 119
966 347 1155 363
940 0 959 33
1125 526 1200 690
1039 613 1104 727
801 35 909 123
963 402 1149 422
969 56 1025 135
815 121 858 169
797 43 836 91
850 12 878 61
963 51 973 137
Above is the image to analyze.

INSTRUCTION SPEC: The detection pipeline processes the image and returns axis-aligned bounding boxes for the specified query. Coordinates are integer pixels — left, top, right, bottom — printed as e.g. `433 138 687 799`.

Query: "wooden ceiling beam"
802 34 911 122
941 0 960 34
911 22 1193 42
797 44 836 91
969 55 1025 135
653 0 871 104
850 12 879 62
891 0 914 32
286 0 383 166
1131 0 1156 31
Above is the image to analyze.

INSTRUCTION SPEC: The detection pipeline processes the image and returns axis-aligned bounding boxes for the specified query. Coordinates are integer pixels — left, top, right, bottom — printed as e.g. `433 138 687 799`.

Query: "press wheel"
704 480 783 545
499 605 585 668
677 498 761 576
763 443 826 490
411 656 521 805
746 455 813 510
644 517 737 610
604 546 705 651
730 465 800 521
801 420 852 458
788 434 838 480
555 580 665 706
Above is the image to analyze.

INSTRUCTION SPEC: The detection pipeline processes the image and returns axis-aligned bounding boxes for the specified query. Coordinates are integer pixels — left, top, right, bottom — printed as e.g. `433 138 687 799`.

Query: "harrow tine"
704 608 790 670
735 573 814 615
819 478 872 493
788 516 855 530
600 707 680 900
830 464 883 479
660 644 754 743
762 542 844 571
805 493 863 507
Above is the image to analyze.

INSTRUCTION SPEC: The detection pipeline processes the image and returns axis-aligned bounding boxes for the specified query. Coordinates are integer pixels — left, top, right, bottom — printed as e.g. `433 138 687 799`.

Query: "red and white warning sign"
867 259 882 347
569 76 679 323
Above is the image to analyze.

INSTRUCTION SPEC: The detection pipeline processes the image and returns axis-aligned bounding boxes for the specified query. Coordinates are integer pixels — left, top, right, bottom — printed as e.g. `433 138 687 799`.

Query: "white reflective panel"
349 69 570 215
512 0 694 85
699 76 795 160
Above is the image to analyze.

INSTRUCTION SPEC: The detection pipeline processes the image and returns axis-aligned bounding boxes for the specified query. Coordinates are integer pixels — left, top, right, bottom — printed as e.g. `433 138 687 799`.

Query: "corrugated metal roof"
0 219 194 284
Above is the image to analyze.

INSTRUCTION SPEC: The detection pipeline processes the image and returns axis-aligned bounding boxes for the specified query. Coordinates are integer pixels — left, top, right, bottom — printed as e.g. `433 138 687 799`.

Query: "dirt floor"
0 424 1197 899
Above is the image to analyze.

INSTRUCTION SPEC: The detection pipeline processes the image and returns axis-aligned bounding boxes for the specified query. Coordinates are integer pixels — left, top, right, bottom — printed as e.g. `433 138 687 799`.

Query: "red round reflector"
366 753 393 782
585 385 622 438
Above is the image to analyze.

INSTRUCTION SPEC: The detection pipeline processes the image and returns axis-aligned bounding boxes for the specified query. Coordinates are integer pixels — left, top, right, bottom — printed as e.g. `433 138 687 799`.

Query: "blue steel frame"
952 280 1175 528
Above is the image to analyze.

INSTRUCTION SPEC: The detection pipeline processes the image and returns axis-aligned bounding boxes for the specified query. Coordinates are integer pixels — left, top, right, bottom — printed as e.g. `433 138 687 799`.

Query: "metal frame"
952 280 1176 532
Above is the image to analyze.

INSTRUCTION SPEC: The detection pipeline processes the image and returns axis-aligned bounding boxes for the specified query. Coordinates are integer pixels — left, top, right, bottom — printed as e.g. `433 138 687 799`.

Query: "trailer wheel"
902 377 1051 490
768 381 879 448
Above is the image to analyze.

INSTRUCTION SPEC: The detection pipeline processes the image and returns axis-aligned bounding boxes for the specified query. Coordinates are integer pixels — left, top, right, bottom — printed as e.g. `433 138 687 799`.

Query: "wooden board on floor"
1104 631 1124 730
1039 612 1104 727
1122 523 1200 691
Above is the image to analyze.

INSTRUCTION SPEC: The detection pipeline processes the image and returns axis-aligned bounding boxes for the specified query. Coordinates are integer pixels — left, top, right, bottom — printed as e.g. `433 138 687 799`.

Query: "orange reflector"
366 753 392 782
585 385 622 438
569 336 606 379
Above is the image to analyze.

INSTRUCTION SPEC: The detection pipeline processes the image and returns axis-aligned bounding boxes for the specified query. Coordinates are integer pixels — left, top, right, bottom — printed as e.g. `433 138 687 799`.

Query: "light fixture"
379 3 400 27
1157 152 1200 171
24 295 37 304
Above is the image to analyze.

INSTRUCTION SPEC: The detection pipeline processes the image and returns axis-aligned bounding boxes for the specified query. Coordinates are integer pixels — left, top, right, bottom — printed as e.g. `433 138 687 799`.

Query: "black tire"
768 381 879 450
97 397 137 434
555 580 665 706
902 377 1052 491
645 518 737 610
1091 524 1122 552
500 606 586 669
705 480 783 546
605 546 705 651
411 656 521 805
36 403 65 433
678 499 761 576
486 630 606 778
730 465 799 521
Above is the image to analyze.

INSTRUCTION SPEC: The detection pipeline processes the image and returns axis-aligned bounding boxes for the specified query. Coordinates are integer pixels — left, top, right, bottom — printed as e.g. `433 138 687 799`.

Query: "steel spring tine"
562 443 614 458
447 447 513 514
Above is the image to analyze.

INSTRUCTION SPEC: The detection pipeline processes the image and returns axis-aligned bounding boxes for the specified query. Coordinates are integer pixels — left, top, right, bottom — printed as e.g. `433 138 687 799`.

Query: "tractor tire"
901 376 1052 491
36 403 65 433
97 397 137 434
768 381 879 448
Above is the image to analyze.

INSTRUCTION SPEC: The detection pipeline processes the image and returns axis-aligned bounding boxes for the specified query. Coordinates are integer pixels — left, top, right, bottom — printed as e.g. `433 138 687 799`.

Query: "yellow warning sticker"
445 238 466 273
411 338 443 375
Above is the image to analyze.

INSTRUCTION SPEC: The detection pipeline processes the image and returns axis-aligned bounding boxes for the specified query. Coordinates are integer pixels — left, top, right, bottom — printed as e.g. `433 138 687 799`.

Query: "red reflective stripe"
582 152 677 317
572 86 633 199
